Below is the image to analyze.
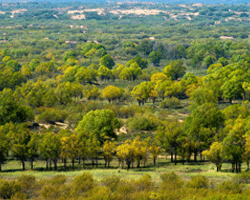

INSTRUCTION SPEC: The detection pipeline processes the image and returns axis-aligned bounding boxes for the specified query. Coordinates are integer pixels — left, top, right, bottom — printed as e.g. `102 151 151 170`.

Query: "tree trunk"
78 157 81 165
108 161 110 168
105 160 107 168
22 161 25 171
137 160 140 168
154 158 156 166
92 160 95 168
72 159 75 171
174 152 177 165
46 160 48 170
64 159 67 170
49 159 52 170
30 159 33 170
82 159 85 168
96 158 98 168
232 163 235 173
200 153 202 161
0 163 1 171
127 161 130 171
247 161 249 171
170 153 173 162
194 151 197 163
54 159 57 171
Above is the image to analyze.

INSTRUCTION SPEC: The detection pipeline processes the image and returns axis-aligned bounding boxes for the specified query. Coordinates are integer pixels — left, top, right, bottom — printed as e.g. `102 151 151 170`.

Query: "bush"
234 172 250 184
0 179 21 199
185 175 209 189
72 172 95 194
127 114 161 131
101 176 120 192
36 108 68 123
216 181 243 194
17 175 36 192
50 175 67 186
160 172 183 189
159 97 181 109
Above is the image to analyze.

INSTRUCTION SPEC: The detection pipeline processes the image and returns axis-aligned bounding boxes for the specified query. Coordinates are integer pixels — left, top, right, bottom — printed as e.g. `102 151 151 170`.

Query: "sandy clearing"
68 8 104 15
0 11 5 14
192 3 203 7
10 9 27 18
220 36 234 40
71 14 86 20
53 14 58 18
110 9 169 16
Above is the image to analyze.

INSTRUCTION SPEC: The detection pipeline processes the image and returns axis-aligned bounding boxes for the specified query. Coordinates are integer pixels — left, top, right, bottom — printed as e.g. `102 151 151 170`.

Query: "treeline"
1 172 250 199
0 109 160 171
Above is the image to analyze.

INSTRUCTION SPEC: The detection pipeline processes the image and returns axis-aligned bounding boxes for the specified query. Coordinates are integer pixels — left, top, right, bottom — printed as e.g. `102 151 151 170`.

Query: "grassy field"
0 156 241 185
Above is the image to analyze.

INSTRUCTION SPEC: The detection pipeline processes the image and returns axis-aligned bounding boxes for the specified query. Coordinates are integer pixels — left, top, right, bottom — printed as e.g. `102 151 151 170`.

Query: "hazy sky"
1 0 249 4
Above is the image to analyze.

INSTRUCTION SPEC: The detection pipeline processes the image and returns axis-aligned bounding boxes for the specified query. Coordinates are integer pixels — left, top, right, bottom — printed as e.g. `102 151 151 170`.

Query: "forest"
0 1 250 199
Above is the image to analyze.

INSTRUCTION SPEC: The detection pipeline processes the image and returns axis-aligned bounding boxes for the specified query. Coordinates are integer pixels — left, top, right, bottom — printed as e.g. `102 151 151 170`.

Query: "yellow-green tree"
149 142 161 166
60 134 78 170
103 141 116 168
244 136 250 171
131 137 149 168
102 85 124 103
131 81 155 105
116 140 134 170
203 142 223 171
82 84 100 100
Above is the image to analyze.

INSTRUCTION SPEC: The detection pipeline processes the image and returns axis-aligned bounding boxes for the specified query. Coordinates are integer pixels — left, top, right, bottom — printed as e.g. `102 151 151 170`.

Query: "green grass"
0 157 240 184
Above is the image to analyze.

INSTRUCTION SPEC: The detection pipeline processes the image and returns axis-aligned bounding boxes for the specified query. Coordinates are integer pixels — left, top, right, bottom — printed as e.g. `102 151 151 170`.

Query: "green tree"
218 57 228 66
204 56 216 68
39 132 61 170
76 109 120 143
156 121 183 164
137 39 153 55
27 133 39 170
29 59 40 71
149 51 161 66
221 78 244 103
126 55 148 69
0 131 8 171
222 118 246 173
99 54 115 69
163 60 186 80
0 88 34 125
9 124 31 170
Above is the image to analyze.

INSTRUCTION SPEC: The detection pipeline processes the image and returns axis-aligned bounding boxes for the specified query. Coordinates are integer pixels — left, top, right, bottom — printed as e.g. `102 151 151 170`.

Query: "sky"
0 0 249 4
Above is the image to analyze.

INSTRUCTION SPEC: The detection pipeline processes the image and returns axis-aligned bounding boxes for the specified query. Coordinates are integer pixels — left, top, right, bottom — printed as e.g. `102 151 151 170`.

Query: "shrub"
0 179 21 199
160 171 183 189
72 172 95 194
216 181 243 194
234 172 250 184
101 176 120 192
17 175 36 192
50 175 67 186
159 97 181 109
127 114 161 131
36 108 68 123
185 175 209 189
